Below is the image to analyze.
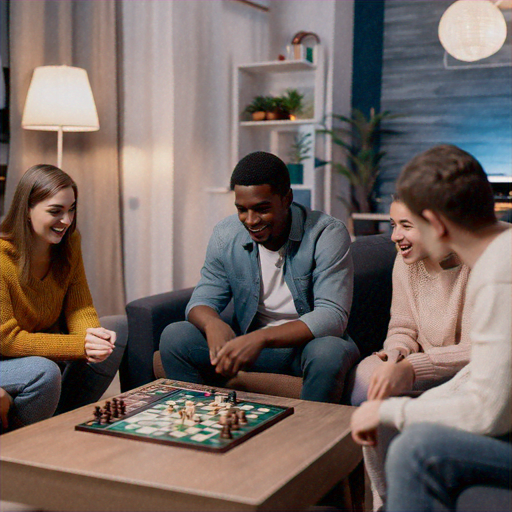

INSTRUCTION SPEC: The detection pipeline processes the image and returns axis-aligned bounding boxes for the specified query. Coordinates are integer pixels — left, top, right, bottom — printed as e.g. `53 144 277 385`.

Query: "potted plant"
280 89 305 120
287 132 312 184
317 108 401 214
243 95 273 121
266 96 290 121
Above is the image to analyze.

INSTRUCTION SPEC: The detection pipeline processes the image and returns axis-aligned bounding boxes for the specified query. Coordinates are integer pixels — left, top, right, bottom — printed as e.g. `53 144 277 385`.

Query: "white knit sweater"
380 228 512 437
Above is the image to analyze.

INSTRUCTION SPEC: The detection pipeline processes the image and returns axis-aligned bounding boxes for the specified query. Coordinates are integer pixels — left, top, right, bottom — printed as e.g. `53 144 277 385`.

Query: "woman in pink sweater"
350 198 471 406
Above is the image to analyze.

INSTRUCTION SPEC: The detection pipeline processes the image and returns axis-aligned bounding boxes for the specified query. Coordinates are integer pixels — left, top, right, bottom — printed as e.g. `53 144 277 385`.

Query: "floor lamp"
21 65 100 169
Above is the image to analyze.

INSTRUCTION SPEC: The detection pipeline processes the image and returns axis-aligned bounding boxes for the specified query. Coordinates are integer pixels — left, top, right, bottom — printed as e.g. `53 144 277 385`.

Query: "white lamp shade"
438 0 507 62
22 65 99 132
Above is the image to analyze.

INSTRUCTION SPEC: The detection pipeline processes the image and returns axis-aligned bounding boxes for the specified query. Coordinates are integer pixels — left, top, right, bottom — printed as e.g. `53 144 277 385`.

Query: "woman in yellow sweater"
0 164 126 429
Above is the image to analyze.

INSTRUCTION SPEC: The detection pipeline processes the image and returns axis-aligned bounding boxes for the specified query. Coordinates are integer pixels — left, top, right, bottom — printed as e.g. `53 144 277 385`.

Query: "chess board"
75 380 294 453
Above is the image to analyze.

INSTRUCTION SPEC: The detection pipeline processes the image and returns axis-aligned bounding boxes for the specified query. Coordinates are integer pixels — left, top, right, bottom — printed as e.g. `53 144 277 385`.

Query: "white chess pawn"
219 410 229 425
185 400 195 420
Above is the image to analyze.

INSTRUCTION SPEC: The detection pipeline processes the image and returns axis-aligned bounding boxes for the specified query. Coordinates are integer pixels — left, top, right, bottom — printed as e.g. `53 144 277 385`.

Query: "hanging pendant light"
438 0 507 62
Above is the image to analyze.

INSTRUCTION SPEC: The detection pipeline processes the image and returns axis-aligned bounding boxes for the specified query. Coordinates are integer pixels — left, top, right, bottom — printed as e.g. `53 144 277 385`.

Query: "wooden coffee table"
0 381 362 511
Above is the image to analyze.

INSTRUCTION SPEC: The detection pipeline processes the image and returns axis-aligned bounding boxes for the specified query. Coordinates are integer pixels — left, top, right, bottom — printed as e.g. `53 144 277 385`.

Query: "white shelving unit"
231 47 327 210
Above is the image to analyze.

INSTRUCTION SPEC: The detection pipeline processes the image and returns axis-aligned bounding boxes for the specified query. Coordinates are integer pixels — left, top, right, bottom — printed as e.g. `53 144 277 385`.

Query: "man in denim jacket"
160 152 359 403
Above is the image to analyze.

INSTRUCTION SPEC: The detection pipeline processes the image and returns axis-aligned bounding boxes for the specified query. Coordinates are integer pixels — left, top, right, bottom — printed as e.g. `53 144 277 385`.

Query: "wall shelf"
232 47 326 211
239 59 316 74
240 118 316 128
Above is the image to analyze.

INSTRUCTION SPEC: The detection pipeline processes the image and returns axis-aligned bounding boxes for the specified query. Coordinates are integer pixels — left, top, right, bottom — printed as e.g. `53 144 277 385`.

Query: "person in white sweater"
351 144 511 511
350 198 471 406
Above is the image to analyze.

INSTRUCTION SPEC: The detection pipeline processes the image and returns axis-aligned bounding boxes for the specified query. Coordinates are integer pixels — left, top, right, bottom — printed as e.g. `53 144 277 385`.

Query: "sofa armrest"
120 288 194 391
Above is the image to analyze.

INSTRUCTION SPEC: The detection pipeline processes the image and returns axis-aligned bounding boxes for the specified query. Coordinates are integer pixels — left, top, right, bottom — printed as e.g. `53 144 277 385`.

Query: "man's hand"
351 400 383 446
204 317 236 365
213 332 266 377
85 327 116 363
0 387 13 429
367 359 414 400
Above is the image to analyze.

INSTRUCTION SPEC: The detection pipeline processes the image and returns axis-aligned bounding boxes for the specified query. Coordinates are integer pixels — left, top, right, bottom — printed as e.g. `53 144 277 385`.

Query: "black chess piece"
230 413 240 431
93 406 102 423
228 391 237 405
220 423 233 439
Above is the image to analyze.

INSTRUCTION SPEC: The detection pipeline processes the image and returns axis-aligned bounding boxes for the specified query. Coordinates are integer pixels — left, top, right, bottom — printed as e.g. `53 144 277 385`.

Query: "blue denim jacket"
186 203 353 338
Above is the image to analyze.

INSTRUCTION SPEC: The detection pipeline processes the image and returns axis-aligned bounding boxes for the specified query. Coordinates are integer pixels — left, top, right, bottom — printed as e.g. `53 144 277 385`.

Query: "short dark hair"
230 151 290 196
397 144 496 231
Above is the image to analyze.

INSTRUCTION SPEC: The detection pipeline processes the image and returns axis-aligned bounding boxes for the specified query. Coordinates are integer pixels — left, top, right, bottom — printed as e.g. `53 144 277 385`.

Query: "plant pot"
266 109 289 121
287 163 304 185
251 111 266 121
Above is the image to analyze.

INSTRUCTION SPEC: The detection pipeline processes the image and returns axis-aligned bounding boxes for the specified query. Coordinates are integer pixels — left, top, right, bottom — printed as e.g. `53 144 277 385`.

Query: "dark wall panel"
378 0 512 210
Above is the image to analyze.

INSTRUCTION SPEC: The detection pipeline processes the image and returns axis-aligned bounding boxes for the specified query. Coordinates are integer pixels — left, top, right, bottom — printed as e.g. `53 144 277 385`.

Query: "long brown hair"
0 164 78 283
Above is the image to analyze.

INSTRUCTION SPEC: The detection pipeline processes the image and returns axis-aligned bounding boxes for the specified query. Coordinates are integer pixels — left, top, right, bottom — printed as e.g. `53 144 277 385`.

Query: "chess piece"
167 404 175 413
238 410 248 425
220 423 233 439
230 412 240 431
104 400 111 412
228 391 237 405
219 410 229 425
185 400 195 420
119 400 126 415
93 406 102 423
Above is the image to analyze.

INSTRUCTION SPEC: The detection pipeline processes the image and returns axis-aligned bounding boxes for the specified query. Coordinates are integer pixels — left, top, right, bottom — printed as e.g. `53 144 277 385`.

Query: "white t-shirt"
254 244 299 329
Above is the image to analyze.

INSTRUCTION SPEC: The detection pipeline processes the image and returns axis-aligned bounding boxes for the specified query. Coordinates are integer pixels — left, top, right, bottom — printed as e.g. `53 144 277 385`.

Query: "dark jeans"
385 423 512 512
55 315 128 414
159 320 360 403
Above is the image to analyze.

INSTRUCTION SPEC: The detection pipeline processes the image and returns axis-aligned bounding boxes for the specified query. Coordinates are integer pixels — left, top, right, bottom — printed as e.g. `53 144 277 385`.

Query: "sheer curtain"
120 0 269 300
7 0 124 316
119 0 175 302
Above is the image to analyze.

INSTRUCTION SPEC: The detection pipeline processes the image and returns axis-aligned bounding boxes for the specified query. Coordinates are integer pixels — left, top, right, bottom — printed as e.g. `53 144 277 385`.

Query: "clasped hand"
205 320 265 377
85 327 116 363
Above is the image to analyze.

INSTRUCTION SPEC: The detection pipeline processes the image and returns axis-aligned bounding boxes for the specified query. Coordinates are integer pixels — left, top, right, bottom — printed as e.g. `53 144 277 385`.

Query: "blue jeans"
385 423 512 512
0 356 61 427
159 321 360 403
0 315 128 427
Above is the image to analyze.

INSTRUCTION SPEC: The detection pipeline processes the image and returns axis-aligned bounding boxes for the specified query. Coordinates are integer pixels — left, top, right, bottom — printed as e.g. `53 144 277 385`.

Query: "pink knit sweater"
383 255 472 383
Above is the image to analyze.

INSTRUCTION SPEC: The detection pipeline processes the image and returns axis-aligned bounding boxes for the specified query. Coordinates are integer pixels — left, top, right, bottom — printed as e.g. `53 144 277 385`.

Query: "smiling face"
29 187 76 249
234 184 292 251
390 200 430 265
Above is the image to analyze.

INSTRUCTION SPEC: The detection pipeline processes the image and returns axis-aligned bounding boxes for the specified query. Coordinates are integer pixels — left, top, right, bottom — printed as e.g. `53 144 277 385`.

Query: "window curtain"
7 0 124 316
119 0 175 302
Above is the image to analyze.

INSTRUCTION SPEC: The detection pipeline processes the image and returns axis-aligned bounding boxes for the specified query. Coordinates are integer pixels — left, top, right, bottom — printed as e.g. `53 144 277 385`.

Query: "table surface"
0 381 362 512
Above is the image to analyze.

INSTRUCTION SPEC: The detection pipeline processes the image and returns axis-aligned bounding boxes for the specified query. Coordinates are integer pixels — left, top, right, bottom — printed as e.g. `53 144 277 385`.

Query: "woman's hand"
368 359 414 400
0 387 13 429
84 327 116 363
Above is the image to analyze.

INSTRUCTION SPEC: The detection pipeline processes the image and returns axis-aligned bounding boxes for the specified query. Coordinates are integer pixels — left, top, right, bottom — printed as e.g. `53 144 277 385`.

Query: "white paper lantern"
438 0 507 62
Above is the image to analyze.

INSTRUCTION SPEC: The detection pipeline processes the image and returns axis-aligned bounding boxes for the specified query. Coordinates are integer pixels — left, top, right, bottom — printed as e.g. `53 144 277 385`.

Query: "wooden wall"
377 0 512 210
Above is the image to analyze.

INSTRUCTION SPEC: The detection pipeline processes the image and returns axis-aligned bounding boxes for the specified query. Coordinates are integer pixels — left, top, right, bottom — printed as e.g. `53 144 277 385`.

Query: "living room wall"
121 0 355 301
377 0 512 210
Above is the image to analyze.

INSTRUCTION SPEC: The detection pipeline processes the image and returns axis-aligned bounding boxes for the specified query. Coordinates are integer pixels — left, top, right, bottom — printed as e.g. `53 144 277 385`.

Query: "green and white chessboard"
76 382 293 453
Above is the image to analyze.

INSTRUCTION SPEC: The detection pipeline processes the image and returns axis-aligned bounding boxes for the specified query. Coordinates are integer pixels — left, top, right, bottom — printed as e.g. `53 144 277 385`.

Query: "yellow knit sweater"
1 232 100 360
